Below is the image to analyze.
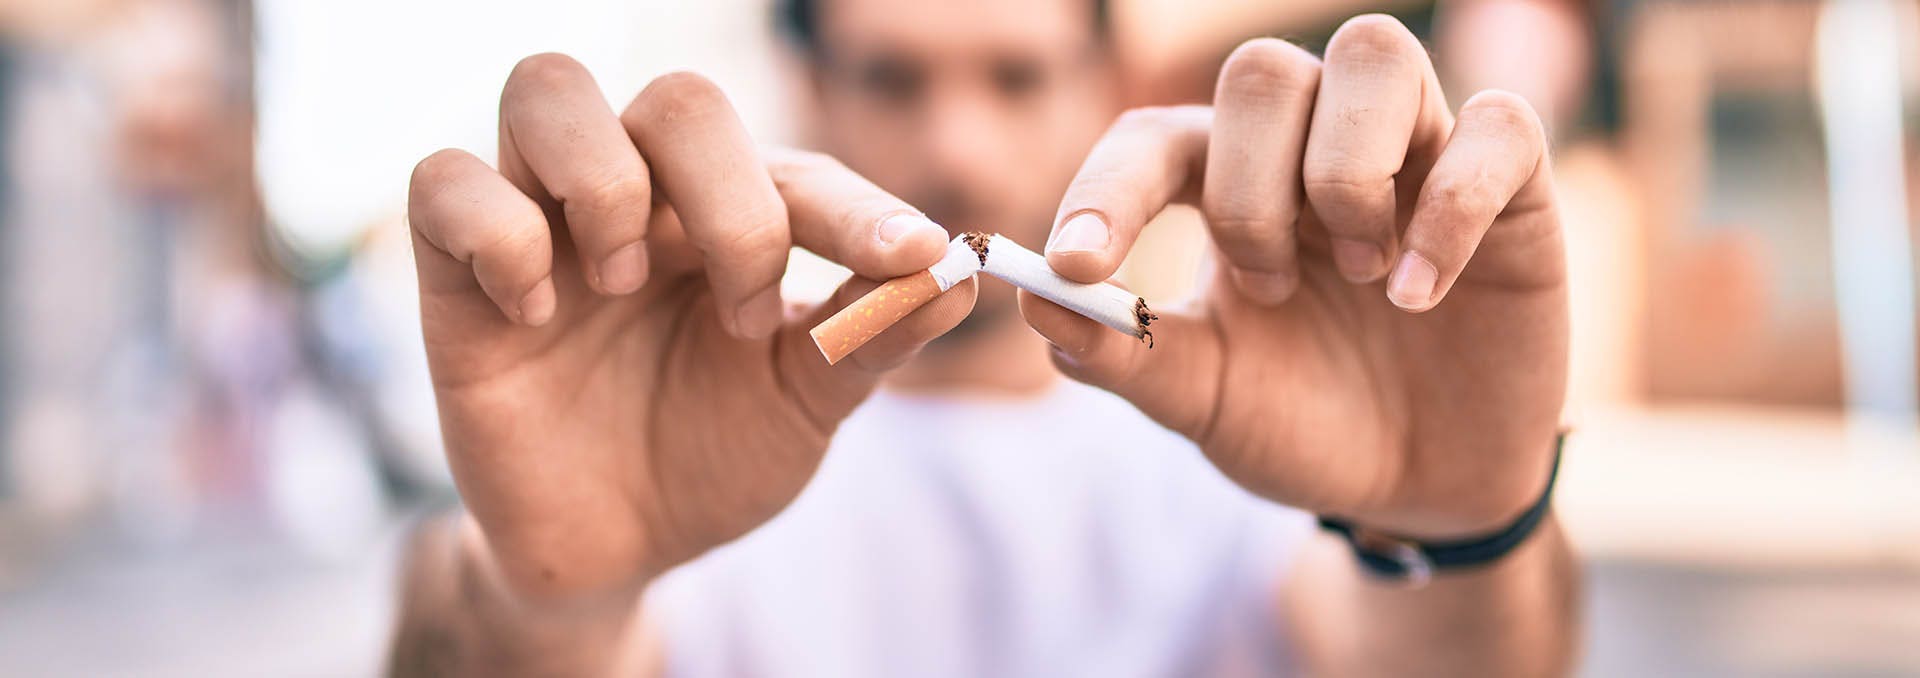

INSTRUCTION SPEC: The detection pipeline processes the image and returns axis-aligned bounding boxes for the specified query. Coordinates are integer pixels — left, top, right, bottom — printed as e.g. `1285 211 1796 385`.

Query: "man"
390 0 1578 675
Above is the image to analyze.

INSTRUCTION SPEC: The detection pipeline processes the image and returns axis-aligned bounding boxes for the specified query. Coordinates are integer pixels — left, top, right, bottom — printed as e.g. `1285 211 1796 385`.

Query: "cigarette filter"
966 232 1157 345
810 237 982 365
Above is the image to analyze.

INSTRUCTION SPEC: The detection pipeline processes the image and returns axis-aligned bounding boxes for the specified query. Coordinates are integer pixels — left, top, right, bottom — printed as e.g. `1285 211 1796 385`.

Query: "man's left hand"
1022 15 1567 540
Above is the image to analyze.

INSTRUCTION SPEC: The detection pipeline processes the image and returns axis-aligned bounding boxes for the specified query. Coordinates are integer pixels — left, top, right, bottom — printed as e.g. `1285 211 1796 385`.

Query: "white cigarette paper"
965 232 1157 345
809 233 1156 365
927 236 984 291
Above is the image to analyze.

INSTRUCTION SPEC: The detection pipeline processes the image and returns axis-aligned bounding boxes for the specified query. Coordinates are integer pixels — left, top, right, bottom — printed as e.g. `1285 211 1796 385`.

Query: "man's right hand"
407 54 974 605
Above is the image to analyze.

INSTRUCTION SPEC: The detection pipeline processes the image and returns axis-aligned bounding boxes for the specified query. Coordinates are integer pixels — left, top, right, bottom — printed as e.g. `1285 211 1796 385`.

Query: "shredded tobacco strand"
1134 297 1159 348
962 232 992 266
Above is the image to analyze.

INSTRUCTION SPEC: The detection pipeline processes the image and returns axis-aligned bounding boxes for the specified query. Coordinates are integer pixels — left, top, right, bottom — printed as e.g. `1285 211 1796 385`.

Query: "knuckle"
1208 214 1293 254
1071 160 1135 191
1114 105 1174 133
1203 189 1289 231
766 148 848 187
1102 105 1210 176
1421 177 1496 215
1302 162 1384 205
1217 38 1318 100
568 174 652 235
507 52 590 93
838 198 900 247
1326 14 1421 64
1112 105 1208 137
438 195 547 264
406 151 550 266
443 218 520 264
710 216 790 261
1462 89 1544 137
783 148 843 173
631 71 731 126
408 149 478 217
410 149 470 195
484 223 549 264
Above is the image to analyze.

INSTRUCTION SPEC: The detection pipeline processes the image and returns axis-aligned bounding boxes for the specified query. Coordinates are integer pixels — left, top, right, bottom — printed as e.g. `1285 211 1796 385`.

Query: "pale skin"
390 9 1576 677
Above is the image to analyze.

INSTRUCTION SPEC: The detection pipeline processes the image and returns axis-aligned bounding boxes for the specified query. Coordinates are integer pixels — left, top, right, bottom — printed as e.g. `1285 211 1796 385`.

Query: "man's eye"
856 62 923 104
991 61 1044 99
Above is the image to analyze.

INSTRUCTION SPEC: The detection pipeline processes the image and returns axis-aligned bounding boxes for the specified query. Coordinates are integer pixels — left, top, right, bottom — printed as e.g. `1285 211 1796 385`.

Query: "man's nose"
918 90 1008 187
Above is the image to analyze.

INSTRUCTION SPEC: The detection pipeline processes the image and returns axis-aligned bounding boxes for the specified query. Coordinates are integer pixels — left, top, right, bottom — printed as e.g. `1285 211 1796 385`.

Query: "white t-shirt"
649 381 1314 677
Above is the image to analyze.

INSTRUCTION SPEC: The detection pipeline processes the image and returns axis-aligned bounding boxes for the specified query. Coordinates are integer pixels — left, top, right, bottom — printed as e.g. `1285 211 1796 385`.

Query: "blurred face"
806 0 1120 318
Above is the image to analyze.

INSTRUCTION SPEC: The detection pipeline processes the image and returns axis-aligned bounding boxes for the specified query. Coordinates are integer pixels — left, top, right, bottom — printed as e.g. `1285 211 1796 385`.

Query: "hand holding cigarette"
810 233 1156 365
1020 19 1570 545
406 60 975 607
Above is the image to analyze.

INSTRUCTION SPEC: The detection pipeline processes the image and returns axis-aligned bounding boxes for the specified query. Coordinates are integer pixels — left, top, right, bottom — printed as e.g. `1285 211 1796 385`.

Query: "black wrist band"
1317 432 1565 586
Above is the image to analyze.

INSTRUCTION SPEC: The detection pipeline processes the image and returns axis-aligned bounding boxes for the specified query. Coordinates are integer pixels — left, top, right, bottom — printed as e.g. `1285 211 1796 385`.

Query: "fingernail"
1231 267 1298 305
878 213 945 245
1331 238 1386 283
1048 212 1109 254
1386 251 1438 310
734 286 784 339
597 242 648 294
519 277 557 326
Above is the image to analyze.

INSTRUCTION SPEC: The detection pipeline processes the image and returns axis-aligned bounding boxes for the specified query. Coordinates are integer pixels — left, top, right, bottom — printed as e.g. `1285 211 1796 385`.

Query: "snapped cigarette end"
1134 297 1158 348
810 236 984 365
963 231 991 266
970 232 1160 347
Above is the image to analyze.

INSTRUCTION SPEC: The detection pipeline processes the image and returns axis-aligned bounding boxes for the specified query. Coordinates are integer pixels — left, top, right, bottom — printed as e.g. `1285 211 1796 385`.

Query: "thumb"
1017 289 1225 440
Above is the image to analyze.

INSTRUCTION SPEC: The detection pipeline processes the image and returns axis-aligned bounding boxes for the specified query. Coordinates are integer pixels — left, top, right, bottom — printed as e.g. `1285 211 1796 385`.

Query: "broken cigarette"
810 236 982 365
964 232 1157 346
809 232 1158 365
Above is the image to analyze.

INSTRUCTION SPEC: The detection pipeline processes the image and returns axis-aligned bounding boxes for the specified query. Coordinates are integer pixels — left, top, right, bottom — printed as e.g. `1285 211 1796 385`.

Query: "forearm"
386 512 663 678
1287 515 1580 677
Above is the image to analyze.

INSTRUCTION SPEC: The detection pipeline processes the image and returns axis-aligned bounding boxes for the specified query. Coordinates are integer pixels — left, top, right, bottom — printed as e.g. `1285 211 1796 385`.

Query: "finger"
777 275 979 428
1389 90 1549 312
764 148 952 279
1017 290 1223 439
408 148 556 326
622 72 789 340
1203 38 1321 305
1303 14 1452 283
498 53 653 296
1045 105 1213 283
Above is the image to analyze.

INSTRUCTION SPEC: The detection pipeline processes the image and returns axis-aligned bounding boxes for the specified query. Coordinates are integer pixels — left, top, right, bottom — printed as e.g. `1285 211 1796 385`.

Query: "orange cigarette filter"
810 237 983 365
811 270 944 365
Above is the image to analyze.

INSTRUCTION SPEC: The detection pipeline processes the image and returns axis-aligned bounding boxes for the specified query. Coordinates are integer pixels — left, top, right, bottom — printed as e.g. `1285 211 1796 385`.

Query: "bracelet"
1317 432 1566 587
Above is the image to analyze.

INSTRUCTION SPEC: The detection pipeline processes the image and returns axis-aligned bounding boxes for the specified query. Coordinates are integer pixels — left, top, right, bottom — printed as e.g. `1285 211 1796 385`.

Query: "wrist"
389 514 654 677
445 516 655 674
1356 428 1566 542
454 516 653 627
1318 432 1565 584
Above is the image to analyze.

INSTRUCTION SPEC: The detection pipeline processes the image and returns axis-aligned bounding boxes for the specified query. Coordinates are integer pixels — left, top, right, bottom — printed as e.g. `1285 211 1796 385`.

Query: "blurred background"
1 0 1919 675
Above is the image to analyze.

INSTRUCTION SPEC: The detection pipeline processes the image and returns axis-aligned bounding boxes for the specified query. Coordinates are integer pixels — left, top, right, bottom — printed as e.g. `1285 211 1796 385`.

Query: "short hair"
775 0 1112 55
